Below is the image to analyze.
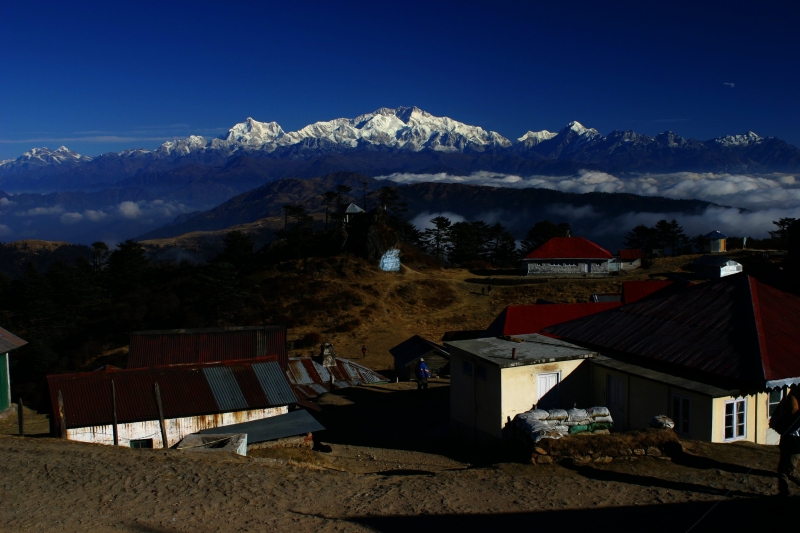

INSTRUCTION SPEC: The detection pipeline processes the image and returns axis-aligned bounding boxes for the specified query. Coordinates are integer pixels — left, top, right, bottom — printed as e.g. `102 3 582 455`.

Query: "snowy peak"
220 117 285 146
564 121 601 137
713 131 763 147
20 146 91 164
517 130 557 145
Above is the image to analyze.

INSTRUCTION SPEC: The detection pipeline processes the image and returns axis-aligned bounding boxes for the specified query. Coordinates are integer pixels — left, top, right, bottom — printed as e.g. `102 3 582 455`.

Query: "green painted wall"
0 352 9 412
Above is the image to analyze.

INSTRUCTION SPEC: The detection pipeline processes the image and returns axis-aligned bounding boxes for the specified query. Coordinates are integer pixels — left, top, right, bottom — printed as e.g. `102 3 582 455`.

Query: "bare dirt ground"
1 380 796 533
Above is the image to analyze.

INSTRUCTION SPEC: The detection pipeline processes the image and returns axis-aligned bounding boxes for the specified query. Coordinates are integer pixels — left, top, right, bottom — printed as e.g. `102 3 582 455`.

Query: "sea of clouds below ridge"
379 170 800 240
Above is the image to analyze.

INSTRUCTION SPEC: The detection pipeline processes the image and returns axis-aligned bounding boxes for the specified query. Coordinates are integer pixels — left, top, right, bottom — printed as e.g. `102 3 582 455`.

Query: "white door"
607 375 625 430
537 372 560 408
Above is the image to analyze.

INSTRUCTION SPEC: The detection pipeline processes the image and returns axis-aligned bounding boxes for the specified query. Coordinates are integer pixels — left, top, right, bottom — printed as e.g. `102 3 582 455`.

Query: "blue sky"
1 0 798 160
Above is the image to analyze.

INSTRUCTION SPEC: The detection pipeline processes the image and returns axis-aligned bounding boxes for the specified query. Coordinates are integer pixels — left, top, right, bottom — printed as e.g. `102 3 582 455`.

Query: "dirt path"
0 433 792 533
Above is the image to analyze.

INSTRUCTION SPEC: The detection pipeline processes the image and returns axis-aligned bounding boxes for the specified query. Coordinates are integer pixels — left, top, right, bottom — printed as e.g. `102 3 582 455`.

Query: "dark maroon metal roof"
46 357 297 430
128 326 288 370
544 274 800 386
389 335 449 368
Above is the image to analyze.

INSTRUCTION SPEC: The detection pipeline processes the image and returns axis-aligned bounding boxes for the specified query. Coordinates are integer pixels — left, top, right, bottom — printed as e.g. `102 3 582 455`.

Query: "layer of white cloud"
0 224 11 236
380 170 800 239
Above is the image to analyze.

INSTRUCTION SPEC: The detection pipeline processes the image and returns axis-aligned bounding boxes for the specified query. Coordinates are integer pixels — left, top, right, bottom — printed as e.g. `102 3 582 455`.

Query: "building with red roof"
523 237 614 277
544 274 800 445
483 302 622 337
616 249 643 270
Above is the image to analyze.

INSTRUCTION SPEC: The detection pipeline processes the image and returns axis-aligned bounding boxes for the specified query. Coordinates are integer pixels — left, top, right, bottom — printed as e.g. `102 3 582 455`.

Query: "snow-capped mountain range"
1 106 798 191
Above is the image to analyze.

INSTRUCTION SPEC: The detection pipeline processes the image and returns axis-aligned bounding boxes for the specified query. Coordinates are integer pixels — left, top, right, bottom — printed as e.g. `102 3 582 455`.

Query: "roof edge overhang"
765 377 800 390
523 257 611 261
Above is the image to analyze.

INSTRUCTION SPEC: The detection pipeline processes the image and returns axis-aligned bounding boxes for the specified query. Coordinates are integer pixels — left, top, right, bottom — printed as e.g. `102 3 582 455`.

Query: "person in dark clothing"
361 345 367 357
415 358 431 390
770 385 800 497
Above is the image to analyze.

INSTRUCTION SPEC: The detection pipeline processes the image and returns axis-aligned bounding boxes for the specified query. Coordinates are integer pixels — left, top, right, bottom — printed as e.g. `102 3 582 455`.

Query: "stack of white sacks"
514 407 614 444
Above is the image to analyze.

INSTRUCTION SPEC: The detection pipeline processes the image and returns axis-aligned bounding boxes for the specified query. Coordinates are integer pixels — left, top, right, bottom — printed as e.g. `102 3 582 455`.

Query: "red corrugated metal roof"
524 237 613 260
544 274 800 385
750 278 800 382
618 249 643 260
128 326 288 370
46 356 296 430
484 302 622 337
622 280 682 304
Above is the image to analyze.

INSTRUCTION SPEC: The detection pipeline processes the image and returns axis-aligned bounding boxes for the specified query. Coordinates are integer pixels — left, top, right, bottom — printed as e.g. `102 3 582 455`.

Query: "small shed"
617 249 643 270
446 334 597 444
343 203 365 224
0 326 27 415
389 335 450 380
693 255 742 279
704 231 728 253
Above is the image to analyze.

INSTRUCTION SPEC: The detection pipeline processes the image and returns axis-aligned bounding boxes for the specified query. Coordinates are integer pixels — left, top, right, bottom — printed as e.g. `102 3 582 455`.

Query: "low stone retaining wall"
248 433 313 451
529 429 681 465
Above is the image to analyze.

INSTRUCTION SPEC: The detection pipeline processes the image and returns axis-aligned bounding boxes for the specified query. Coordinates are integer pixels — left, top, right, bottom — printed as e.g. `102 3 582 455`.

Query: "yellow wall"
450 347 590 441
592 364 776 444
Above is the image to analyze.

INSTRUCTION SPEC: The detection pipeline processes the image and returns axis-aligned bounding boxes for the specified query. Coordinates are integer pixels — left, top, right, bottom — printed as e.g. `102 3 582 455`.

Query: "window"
462 361 473 377
724 398 746 441
769 388 785 417
476 365 487 381
130 439 153 449
537 372 560 409
671 394 691 435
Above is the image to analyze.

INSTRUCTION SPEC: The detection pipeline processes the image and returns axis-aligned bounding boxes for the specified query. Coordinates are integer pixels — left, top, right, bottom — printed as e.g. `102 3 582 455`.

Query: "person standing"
770 385 800 497
415 358 431 390
361 345 367 358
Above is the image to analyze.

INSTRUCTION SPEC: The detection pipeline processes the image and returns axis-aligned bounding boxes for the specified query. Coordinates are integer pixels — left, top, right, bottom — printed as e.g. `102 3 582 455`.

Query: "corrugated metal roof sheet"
200 409 324 443
0 326 27 353
544 274 800 385
252 361 298 406
524 237 613 260
46 356 295 430
202 367 249 412
483 302 622 337
128 326 288 370
286 357 388 400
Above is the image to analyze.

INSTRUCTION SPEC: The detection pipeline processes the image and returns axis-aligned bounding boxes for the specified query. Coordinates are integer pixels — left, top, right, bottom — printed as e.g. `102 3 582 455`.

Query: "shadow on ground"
341 496 797 532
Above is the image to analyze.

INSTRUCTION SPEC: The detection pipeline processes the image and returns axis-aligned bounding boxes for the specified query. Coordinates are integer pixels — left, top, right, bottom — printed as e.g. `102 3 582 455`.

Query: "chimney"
511 347 517 360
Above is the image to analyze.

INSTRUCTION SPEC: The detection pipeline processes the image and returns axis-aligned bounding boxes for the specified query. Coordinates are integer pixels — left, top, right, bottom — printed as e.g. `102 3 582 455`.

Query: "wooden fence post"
111 380 118 446
57 390 67 439
153 382 168 449
17 398 24 436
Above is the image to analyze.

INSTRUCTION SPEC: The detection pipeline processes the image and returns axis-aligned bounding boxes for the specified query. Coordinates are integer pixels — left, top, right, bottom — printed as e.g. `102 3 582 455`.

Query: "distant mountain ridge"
137 172 716 243
2 107 799 193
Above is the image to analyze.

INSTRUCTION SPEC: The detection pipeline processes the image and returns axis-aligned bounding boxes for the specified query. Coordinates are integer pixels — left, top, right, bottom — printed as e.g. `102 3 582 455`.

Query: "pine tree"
421 216 452 261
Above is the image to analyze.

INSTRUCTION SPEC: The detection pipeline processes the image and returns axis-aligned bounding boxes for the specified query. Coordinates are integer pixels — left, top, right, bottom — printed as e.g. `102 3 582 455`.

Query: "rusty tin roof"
46 357 297 430
128 326 288 370
286 357 388 400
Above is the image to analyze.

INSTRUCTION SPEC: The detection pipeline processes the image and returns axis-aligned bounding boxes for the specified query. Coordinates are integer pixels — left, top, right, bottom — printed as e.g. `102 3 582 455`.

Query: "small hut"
343 203 365 224
693 255 742 279
704 231 728 253
390 335 450 380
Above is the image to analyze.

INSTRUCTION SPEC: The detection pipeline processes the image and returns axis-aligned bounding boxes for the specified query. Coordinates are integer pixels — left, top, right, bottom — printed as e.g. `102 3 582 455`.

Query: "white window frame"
671 393 691 436
768 388 785 418
536 371 561 409
724 398 747 441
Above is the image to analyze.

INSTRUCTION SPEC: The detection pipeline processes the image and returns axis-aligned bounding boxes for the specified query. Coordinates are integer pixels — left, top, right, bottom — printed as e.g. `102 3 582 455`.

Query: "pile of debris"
513 407 614 444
